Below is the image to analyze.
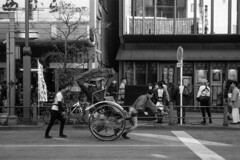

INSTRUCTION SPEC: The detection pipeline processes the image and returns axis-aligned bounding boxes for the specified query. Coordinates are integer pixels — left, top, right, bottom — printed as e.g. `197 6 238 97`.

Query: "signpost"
177 46 183 125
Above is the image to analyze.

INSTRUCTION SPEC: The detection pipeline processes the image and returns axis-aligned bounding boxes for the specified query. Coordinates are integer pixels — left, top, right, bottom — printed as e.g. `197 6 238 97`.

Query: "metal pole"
23 0 32 123
180 58 183 125
237 0 240 34
211 0 214 34
9 13 15 115
193 0 197 34
173 0 176 35
228 0 232 34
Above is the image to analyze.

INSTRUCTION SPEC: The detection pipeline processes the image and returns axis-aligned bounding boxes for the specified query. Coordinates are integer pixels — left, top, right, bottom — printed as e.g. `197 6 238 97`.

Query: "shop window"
147 62 157 84
136 62 146 85
124 61 134 85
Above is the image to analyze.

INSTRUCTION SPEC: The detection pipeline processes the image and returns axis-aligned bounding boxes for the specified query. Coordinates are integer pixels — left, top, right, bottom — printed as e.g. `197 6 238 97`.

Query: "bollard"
169 102 174 126
223 104 228 126
32 103 37 125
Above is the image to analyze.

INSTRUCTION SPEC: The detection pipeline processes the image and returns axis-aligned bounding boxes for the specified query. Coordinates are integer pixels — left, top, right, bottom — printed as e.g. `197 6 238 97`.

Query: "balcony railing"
126 17 195 35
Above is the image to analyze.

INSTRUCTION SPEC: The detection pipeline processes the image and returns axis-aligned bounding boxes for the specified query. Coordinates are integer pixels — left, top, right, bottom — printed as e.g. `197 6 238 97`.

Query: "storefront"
116 41 240 106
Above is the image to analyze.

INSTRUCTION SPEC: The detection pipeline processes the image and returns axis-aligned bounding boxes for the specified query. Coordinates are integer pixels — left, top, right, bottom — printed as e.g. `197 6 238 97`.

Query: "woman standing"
196 79 212 124
230 81 240 124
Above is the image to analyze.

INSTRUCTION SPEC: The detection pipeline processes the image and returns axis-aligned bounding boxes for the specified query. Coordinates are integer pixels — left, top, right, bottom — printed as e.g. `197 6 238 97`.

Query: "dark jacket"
172 86 189 106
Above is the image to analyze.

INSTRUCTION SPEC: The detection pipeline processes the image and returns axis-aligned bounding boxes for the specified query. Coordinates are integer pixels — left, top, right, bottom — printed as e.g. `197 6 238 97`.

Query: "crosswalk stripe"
172 131 225 160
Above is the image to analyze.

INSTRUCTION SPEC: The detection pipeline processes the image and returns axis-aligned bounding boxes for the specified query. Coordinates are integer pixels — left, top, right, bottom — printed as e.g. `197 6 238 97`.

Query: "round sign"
177 46 184 63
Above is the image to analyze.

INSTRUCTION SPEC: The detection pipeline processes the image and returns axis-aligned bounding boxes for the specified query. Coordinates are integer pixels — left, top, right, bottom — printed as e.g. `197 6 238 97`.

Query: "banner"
37 60 48 102
0 0 89 22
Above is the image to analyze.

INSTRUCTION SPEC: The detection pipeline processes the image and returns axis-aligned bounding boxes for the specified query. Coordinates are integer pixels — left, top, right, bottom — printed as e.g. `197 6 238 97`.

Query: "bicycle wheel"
89 103 126 141
43 110 51 124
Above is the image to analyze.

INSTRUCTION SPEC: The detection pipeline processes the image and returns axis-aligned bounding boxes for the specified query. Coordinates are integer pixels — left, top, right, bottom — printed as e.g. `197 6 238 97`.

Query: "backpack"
183 86 190 96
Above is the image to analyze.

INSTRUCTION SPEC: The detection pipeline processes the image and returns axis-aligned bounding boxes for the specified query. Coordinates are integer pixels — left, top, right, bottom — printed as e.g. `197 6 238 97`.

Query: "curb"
1 122 240 131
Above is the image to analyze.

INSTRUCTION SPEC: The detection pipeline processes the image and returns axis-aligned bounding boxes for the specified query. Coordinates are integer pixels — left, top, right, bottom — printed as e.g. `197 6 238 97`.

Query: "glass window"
123 0 239 35
147 62 157 84
124 62 134 85
135 62 146 85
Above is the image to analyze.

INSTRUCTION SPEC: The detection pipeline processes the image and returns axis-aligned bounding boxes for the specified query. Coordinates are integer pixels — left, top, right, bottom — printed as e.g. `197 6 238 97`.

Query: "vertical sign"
37 60 48 102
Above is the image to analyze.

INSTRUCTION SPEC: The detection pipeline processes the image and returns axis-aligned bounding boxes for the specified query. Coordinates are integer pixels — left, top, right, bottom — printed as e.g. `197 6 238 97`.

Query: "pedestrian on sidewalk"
196 79 212 124
172 81 190 124
230 81 240 124
45 85 68 138
224 80 234 120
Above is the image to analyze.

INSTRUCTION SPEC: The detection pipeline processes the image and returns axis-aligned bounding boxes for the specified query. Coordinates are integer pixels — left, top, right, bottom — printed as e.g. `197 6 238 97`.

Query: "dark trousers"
200 98 212 122
45 110 65 136
177 107 186 122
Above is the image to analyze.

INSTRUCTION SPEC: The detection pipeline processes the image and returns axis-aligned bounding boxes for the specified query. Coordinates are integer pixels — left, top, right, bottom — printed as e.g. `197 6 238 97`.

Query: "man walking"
45 85 68 138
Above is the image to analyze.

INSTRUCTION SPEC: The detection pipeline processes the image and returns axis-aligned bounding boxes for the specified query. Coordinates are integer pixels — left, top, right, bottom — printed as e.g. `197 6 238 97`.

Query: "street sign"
177 46 184 63
177 63 183 68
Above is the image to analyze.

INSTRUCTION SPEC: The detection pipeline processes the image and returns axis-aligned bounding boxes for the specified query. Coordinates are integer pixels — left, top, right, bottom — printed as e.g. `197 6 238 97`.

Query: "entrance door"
159 63 176 101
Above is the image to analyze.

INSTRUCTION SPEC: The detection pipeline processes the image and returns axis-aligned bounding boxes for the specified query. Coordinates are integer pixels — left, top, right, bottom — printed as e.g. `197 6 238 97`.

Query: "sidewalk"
0 111 240 130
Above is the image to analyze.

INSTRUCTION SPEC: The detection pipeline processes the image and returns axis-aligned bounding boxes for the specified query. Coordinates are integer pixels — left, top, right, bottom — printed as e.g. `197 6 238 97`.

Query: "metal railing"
168 102 228 126
127 17 195 35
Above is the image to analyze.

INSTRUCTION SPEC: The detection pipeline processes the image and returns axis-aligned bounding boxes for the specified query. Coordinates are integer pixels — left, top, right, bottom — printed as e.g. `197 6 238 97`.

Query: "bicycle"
43 101 89 125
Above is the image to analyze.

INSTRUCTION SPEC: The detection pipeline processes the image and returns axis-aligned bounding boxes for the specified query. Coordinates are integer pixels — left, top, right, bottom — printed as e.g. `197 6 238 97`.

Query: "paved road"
0 125 240 160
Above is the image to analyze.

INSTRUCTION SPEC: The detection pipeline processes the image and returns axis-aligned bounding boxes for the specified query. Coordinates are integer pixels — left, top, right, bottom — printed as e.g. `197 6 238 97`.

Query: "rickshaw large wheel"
89 103 126 141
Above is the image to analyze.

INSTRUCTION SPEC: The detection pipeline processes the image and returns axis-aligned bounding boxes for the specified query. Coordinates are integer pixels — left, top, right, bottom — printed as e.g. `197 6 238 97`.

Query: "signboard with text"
0 0 89 22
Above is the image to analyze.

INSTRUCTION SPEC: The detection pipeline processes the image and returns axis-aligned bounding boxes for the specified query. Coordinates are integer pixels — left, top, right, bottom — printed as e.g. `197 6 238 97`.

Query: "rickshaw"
75 68 128 141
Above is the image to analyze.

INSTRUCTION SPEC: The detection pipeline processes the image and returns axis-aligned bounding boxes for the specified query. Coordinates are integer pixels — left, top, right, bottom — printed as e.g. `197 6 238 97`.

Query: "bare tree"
41 1 94 87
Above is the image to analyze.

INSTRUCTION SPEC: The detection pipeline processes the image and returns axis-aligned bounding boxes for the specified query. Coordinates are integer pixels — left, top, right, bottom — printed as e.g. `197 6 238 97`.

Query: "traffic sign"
177 46 184 63
177 63 183 68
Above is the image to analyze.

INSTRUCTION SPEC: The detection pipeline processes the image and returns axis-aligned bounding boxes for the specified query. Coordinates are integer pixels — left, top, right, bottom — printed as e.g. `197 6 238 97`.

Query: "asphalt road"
0 125 240 160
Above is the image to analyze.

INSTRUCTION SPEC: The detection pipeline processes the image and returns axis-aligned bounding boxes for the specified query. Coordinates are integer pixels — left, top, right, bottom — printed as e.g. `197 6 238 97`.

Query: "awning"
116 48 240 61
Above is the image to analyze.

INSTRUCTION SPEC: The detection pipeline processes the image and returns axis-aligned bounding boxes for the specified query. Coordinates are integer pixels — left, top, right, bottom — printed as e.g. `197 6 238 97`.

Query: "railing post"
223 104 228 126
169 102 174 126
32 103 37 125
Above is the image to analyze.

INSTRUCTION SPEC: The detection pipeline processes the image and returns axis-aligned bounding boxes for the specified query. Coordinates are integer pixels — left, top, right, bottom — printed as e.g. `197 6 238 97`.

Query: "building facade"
0 0 108 108
116 0 240 106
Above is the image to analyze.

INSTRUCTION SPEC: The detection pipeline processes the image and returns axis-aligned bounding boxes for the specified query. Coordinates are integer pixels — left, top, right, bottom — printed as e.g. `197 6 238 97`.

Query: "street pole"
23 0 32 124
180 58 183 125
177 46 183 125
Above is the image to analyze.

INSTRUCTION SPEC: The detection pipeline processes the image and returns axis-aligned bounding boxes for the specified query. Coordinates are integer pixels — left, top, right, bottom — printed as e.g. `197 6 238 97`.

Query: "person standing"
119 78 127 101
45 85 68 138
230 81 240 124
196 79 212 124
224 80 233 120
172 82 190 124
107 80 118 101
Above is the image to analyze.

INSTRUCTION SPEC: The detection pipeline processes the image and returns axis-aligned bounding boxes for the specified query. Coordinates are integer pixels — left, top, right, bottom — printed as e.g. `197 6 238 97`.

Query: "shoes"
228 116 232 120
59 134 67 138
114 129 120 136
122 132 130 139
45 135 52 139
201 121 206 124
230 122 238 125
177 121 186 124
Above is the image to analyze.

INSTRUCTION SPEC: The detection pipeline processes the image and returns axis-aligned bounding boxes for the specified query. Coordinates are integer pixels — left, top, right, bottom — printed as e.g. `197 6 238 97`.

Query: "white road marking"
131 133 231 147
151 154 169 159
172 131 225 160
